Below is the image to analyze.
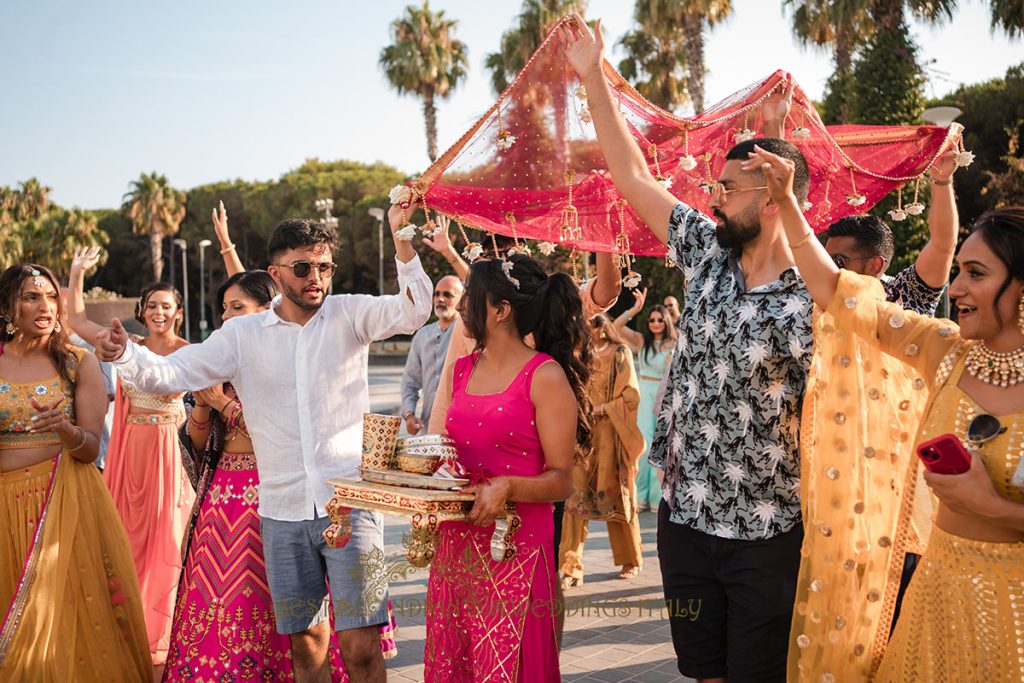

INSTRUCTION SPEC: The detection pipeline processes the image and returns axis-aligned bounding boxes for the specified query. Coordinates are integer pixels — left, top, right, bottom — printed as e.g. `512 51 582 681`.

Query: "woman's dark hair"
640 304 678 362
217 270 278 311
463 254 593 451
0 264 79 386
135 282 184 334
970 206 1024 328
590 313 627 347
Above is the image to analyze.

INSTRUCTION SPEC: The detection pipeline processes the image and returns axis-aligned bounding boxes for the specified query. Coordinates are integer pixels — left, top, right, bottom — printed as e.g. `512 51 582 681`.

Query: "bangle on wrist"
64 426 88 452
220 244 236 254
789 231 814 250
931 177 952 186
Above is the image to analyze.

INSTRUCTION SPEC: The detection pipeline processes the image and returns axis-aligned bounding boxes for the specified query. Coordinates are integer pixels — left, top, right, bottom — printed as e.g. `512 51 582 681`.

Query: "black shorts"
657 500 803 681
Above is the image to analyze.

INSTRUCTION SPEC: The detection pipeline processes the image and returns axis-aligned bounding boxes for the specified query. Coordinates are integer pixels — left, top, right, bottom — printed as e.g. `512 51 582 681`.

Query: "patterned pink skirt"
425 521 559 683
163 452 397 681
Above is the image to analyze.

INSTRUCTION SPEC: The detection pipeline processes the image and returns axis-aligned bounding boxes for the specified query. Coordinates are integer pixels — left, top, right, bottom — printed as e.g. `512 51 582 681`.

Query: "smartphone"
916 434 972 475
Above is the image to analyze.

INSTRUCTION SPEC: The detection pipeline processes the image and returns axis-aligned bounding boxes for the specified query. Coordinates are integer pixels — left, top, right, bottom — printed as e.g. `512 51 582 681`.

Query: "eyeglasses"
966 413 1007 446
711 183 768 205
276 261 337 279
830 254 882 269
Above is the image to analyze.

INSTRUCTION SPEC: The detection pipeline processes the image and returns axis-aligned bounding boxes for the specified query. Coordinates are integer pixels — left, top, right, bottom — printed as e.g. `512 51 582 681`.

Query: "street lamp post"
198 239 212 339
173 238 190 340
921 106 963 320
368 207 385 295
315 199 339 294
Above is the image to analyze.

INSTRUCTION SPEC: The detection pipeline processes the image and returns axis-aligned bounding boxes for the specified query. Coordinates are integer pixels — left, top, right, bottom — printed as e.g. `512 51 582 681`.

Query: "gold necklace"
965 341 1024 387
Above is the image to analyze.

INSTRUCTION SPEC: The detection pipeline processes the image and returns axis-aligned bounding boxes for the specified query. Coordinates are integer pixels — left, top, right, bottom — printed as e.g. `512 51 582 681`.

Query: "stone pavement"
368 358 692 682
379 513 691 683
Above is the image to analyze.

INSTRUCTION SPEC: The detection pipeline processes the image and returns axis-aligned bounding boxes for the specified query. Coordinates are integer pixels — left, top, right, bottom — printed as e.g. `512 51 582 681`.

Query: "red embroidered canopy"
414 15 961 258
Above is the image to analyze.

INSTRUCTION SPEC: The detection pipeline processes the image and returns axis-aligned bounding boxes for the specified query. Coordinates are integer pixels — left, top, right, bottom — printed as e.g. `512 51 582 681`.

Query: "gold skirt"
0 455 150 681
874 526 1024 683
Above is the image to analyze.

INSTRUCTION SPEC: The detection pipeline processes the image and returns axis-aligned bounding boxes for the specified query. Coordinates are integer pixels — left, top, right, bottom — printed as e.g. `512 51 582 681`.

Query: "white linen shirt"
113 255 432 521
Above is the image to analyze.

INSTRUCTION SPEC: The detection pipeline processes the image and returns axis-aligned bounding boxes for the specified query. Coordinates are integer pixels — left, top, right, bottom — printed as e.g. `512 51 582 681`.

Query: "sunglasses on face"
966 413 1007 446
648 317 665 324
277 261 337 278
831 254 878 269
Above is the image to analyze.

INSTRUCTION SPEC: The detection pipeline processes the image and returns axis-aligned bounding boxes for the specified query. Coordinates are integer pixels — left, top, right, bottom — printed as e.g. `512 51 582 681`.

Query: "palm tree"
751 499 779 537
678 0 733 113
722 462 745 497
122 172 186 282
617 0 691 111
484 0 583 95
763 444 788 478
380 2 469 162
13 178 51 222
684 480 710 518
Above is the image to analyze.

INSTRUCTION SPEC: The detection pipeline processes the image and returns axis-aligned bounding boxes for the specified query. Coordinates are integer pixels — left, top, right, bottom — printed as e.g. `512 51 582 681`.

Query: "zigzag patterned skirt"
162 452 396 681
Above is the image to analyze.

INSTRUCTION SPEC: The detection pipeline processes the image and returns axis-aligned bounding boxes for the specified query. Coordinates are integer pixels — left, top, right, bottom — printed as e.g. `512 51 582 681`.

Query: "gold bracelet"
65 426 88 452
789 231 815 250
930 177 952 186
220 244 236 254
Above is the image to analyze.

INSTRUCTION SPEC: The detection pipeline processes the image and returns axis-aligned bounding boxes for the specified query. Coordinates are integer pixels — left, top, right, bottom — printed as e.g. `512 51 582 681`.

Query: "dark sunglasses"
648 317 665 323
277 261 337 278
966 413 1007 446
831 254 878 269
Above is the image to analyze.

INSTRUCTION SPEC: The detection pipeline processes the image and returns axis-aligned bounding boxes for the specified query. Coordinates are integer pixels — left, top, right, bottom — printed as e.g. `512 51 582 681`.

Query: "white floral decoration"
800 200 813 211
733 128 756 143
790 126 811 140
846 193 867 207
462 242 484 261
394 225 417 241
420 221 444 238
699 181 716 194
579 106 593 124
536 241 556 256
905 202 925 216
955 150 975 168
507 244 531 257
388 185 409 206
656 175 673 190
496 131 517 151
500 258 520 289
623 271 642 289
888 208 907 222
575 84 587 100
678 154 698 171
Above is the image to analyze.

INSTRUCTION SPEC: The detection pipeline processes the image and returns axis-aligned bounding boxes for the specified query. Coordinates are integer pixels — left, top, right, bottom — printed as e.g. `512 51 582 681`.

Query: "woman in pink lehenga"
426 254 592 682
68 248 194 672
163 206 395 681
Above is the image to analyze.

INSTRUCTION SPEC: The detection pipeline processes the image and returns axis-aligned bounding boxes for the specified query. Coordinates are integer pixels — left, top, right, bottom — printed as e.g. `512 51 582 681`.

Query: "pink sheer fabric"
425 352 560 683
416 15 960 255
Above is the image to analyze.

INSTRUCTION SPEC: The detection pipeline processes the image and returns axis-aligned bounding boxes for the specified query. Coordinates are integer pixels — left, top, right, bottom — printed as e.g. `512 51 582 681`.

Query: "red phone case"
916 433 972 475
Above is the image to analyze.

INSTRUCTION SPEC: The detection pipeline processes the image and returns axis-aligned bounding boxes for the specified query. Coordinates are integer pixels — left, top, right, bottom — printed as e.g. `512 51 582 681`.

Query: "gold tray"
358 466 468 491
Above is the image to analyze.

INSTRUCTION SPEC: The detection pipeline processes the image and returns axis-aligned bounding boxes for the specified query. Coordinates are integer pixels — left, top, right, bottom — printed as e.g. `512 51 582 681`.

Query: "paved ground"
367 360 692 682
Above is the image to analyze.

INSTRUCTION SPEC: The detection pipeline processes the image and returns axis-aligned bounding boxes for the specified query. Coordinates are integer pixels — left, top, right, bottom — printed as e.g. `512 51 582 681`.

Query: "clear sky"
2 0 1021 209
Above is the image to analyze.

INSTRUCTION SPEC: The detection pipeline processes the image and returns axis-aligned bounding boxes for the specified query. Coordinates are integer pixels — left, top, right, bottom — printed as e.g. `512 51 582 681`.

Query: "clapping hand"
741 145 796 206
94 318 129 362
28 396 67 434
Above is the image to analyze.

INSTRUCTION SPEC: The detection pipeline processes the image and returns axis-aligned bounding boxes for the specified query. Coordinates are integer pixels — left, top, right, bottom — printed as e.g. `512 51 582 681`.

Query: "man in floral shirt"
563 15 814 680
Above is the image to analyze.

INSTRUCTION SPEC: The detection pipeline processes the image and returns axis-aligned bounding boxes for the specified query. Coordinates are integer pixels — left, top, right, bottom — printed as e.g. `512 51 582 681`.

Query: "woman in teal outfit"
614 289 676 511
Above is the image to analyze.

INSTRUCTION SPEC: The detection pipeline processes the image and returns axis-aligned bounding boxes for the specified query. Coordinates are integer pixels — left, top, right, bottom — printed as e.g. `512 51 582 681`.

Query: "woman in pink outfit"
67 248 194 672
426 253 592 682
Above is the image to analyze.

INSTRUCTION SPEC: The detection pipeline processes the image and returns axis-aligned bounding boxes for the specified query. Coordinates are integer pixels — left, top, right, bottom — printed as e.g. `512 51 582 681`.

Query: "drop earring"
3 316 13 336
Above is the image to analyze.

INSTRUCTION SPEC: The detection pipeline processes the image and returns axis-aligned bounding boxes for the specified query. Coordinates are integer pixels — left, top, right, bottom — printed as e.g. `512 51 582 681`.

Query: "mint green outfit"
635 347 670 509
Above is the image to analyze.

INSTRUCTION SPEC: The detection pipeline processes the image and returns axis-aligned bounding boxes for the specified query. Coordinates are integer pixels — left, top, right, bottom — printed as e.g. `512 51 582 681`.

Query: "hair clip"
500 258 520 290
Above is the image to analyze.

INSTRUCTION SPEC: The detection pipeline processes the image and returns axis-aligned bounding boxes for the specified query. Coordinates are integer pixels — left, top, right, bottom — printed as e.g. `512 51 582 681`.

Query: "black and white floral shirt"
882 266 944 316
650 204 814 540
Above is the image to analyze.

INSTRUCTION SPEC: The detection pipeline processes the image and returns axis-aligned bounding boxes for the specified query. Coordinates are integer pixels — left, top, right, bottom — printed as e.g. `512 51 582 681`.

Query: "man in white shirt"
95 206 431 683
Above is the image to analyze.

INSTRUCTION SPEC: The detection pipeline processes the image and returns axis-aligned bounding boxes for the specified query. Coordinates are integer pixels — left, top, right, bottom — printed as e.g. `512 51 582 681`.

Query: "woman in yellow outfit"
0 263 150 681
748 144 1024 683
560 314 646 587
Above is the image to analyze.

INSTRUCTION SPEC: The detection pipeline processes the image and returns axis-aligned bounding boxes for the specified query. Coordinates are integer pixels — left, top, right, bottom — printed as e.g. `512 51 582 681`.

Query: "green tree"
380 2 469 162
676 0 733 114
984 121 1024 208
617 0 691 111
485 0 584 95
122 172 186 282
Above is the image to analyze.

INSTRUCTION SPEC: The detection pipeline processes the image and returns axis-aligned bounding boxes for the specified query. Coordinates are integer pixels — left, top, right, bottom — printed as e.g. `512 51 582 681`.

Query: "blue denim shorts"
261 509 390 634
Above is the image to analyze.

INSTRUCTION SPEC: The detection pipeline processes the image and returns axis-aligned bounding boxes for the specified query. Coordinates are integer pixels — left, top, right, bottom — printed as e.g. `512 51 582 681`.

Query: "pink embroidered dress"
425 352 560 683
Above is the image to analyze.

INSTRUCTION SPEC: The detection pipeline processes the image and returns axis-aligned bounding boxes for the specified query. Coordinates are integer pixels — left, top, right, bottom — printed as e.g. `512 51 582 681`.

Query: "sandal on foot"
559 573 581 590
618 565 640 579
